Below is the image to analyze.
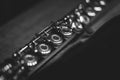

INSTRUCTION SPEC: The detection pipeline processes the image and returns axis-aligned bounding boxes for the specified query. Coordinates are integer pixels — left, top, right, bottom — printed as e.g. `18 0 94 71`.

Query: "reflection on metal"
94 7 102 11
100 0 106 6
72 22 83 32
24 54 38 67
85 0 90 3
61 26 73 37
38 44 51 55
51 34 63 44
86 7 96 17
79 15 90 24
18 46 28 54
87 11 96 16
75 9 81 17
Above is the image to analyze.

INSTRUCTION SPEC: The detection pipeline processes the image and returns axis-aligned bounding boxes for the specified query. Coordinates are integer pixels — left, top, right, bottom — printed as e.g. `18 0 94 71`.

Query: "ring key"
33 30 54 57
50 34 63 46
56 21 74 38
20 54 39 69
38 43 52 56
60 25 73 38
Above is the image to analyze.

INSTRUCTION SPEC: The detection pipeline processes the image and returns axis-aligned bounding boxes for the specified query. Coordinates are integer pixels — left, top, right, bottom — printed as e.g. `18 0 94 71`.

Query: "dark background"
0 0 42 26
0 0 119 80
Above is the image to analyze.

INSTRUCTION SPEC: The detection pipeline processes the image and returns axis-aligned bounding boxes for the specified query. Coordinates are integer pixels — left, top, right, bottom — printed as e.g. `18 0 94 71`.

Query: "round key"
61 26 73 37
38 43 51 55
51 34 63 45
79 15 90 24
23 54 38 67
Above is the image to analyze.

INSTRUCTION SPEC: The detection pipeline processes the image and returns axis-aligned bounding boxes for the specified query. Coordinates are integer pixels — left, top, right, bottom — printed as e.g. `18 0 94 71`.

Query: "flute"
0 0 119 80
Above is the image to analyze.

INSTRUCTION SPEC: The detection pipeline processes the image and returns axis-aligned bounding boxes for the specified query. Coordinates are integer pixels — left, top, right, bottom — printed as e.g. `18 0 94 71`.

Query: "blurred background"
0 0 119 79
0 0 42 26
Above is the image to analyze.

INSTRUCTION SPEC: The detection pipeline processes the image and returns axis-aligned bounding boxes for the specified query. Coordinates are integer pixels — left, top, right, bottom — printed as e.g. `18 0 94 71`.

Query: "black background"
0 0 42 26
